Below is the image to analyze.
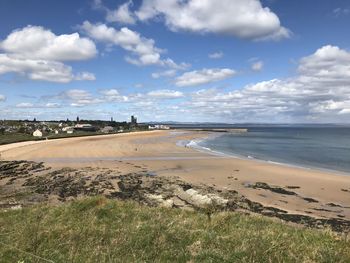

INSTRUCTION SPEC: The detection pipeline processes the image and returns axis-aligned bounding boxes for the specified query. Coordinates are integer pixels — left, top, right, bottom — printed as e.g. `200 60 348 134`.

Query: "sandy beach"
1 130 350 222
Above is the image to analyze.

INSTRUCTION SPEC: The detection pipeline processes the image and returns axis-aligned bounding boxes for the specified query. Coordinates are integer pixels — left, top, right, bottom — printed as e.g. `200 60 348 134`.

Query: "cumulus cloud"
151 69 177 78
208 51 223 59
45 102 61 108
106 1 136 24
333 7 350 17
0 54 78 83
175 68 236 87
80 21 187 68
0 26 96 82
99 89 129 102
147 89 183 99
0 95 6 102
93 0 136 24
135 0 291 40
0 26 97 61
16 102 34 108
75 72 96 81
15 102 61 109
251 60 264 71
186 45 350 122
56 89 102 107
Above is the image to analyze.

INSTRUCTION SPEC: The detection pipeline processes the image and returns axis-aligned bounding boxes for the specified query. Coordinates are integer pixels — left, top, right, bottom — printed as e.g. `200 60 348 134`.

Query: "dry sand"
1 130 350 220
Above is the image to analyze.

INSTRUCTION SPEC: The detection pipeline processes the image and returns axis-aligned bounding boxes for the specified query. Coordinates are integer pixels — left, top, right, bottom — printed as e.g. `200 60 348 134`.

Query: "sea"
182 125 350 175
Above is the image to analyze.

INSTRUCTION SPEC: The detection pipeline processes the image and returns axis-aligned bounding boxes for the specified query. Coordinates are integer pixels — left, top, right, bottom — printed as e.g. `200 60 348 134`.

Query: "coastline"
186 135 350 177
1 129 350 224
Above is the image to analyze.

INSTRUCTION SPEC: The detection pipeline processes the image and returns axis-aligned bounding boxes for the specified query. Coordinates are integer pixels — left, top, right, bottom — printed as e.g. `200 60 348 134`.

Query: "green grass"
0 130 143 146
0 133 43 145
0 197 349 263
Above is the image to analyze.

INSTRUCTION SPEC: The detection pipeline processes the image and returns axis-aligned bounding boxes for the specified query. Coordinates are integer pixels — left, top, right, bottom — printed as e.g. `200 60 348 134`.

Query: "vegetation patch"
0 197 349 263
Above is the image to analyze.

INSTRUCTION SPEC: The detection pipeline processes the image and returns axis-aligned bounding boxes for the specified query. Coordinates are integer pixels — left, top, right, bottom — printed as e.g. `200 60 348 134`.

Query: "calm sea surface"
197 127 350 174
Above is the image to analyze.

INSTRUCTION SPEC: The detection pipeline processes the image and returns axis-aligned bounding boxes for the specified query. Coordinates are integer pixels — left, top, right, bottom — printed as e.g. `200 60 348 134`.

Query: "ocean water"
196 126 350 174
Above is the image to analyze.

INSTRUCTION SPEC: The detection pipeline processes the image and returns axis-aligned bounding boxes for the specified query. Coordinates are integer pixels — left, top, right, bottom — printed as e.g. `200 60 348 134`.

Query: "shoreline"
185 132 350 177
0 130 161 154
1 129 350 224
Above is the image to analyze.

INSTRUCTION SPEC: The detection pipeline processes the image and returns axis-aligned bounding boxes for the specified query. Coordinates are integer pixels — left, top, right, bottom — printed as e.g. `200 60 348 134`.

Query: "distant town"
0 116 170 145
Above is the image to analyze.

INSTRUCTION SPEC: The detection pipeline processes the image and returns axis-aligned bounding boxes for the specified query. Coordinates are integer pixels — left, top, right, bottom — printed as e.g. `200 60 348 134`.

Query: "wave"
182 137 350 176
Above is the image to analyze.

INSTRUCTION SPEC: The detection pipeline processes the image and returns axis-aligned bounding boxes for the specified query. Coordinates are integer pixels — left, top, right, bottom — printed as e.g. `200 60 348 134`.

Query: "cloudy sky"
0 0 350 123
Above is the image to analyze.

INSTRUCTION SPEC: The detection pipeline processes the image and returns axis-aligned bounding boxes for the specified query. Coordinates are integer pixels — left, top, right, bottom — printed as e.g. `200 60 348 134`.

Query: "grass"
0 133 43 145
0 132 105 146
0 130 145 146
0 197 349 263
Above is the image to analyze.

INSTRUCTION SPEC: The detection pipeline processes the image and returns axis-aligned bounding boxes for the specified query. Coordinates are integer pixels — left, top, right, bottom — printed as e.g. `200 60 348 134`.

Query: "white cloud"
61 89 92 100
333 7 350 17
75 72 96 81
151 69 177 78
99 89 129 102
16 102 34 108
175 68 236 87
0 54 94 83
0 95 6 102
93 0 136 24
79 21 187 68
56 89 102 106
0 26 97 61
106 1 136 24
208 51 223 59
135 0 291 40
15 102 62 109
0 26 96 83
185 45 350 122
251 60 264 71
147 89 183 99
45 102 61 108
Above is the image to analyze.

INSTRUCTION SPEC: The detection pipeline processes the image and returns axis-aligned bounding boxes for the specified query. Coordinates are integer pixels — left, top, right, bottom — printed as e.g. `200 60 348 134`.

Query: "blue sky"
0 0 350 123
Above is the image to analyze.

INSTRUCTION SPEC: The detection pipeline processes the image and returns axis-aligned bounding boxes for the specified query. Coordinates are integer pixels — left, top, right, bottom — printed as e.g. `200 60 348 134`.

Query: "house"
148 125 170 130
74 123 97 132
101 126 114 133
33 129 42 137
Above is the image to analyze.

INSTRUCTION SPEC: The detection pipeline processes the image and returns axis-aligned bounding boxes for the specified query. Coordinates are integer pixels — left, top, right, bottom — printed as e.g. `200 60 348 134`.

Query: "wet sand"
1 130 350 221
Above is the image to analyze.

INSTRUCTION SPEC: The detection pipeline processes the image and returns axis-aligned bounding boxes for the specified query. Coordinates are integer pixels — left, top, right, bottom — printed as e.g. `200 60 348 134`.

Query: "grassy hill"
0 197 349 262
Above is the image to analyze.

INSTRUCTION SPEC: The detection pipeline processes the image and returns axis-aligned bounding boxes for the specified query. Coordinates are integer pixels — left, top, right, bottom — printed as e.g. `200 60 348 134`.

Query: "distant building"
74 123 97 132
62 126 72 132
148 125 170 130
101 126 114 133
131 115 137 125
33 129 42 137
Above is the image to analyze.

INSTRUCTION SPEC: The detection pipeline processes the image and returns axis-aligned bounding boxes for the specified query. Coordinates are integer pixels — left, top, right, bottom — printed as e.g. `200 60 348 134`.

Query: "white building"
148 125 170 130
33 129 43 137
101 126 114 133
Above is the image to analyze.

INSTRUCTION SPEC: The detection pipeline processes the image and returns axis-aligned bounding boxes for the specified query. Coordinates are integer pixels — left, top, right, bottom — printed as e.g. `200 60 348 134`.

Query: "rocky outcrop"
1 160 350 232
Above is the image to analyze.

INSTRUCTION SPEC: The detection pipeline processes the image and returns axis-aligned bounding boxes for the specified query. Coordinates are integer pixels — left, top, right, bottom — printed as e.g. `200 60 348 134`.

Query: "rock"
172 196 187 208
1 160 350 233
249 182 297 196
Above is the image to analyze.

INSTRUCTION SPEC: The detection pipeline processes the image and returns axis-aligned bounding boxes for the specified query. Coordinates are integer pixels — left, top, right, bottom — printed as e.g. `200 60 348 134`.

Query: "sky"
0 0 350 123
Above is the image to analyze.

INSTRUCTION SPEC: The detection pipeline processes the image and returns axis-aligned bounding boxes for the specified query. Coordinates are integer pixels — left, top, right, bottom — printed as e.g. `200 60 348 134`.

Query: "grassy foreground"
0 197 349 263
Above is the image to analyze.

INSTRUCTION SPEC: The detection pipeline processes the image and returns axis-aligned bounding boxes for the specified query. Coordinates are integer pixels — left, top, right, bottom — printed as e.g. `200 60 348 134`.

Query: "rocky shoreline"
1 160 350 233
